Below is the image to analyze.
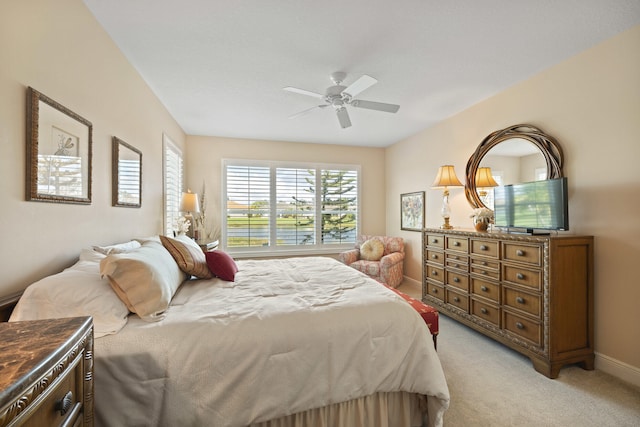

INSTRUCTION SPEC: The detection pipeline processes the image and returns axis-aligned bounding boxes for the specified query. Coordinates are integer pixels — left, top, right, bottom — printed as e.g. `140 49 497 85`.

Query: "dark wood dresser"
0 317 94 426
422 228 594 378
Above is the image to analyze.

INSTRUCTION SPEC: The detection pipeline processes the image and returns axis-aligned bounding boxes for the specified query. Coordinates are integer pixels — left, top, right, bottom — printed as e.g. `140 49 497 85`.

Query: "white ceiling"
83 0 640 148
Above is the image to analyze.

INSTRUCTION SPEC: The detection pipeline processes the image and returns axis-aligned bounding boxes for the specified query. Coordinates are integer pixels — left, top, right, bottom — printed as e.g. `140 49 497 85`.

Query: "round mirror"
465 124 564 209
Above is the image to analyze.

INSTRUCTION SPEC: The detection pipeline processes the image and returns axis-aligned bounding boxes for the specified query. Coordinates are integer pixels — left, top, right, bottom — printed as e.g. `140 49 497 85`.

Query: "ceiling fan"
284 72 400 129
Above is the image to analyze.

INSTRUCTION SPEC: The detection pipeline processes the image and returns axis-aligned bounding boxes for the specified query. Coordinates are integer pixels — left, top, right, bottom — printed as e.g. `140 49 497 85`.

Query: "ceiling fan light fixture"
284 72 400 129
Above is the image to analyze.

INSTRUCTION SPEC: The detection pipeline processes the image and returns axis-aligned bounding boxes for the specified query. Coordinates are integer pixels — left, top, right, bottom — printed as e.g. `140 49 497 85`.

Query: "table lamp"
432 165 463 229
180 189 200 239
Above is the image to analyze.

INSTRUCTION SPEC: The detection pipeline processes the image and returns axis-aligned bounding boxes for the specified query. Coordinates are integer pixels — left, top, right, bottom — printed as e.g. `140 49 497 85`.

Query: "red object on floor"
383 284 439 348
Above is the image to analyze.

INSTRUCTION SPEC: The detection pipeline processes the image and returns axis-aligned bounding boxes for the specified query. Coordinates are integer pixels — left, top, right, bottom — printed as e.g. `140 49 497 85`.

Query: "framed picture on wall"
401 191 424 231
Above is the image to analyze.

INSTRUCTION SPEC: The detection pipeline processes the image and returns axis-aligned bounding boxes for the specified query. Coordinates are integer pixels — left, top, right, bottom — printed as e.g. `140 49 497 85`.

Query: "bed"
8 237 450 427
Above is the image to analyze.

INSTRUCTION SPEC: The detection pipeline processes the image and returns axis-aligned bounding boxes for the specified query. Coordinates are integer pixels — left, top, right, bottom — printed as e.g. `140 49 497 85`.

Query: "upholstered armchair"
338 235 405 288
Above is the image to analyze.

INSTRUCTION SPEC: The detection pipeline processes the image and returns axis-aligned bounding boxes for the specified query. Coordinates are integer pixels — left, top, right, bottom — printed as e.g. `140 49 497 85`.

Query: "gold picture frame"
26 87 93 204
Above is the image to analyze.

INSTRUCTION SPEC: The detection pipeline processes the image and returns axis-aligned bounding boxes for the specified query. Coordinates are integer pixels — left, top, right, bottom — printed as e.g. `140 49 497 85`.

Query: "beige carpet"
396 282 640 426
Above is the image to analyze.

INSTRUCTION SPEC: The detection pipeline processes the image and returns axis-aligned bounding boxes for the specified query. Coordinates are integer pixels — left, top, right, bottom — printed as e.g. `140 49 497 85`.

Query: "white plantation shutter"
276 168 316 245
223 160 359 254
163 135 183 236
226 165 271 247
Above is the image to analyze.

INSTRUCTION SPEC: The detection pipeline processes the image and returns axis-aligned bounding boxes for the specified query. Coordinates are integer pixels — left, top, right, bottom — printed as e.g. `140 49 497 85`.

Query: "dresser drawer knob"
432 288 439 294
481 308 488 314
480 245 488 251
480 270 487 275
516 322 525 330
482 261 488 266
56 390 74 416
431 254 438 259
432 270 438 276
454 241 460 246
516 296 525 304
453 296 460 302
453 277 460 283
516 250 525 256
432 238 439 244
481 286 488 292
517 273 525 280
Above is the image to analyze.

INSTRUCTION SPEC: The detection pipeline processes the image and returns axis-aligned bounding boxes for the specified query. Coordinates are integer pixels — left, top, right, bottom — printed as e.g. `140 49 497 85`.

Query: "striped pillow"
160 235 213 279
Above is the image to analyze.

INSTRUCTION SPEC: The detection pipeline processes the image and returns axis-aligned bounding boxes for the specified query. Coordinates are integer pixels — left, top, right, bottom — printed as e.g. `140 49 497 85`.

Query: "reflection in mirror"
26 87 92 204
112 137 142 208
465 124 564 210
477 139 547 209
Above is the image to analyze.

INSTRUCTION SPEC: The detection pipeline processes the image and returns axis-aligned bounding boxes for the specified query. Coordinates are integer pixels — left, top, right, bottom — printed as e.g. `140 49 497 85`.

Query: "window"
223 160 359 255
163 134 183 236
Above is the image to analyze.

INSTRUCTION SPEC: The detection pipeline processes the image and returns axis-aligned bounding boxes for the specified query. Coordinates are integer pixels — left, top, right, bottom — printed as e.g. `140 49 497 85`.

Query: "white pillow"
9 260 129 338
100 241 187 322
360 238 385 261
79 247 107 263
92 240 141 255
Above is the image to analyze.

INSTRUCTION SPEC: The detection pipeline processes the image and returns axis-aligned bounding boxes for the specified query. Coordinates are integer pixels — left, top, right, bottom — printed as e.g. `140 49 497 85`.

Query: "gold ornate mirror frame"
465 124 564 209
26 87 93 204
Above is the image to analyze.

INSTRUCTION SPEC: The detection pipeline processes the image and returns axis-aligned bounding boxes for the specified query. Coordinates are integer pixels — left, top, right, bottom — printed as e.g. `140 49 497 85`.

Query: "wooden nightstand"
0 317 94 427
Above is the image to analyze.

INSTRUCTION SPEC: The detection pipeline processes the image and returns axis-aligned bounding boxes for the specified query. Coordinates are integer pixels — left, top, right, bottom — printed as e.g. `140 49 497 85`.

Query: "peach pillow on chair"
360 238 384 261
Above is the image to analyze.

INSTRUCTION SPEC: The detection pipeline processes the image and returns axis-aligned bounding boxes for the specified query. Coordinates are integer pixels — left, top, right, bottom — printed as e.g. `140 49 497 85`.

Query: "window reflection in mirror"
478 139 546 209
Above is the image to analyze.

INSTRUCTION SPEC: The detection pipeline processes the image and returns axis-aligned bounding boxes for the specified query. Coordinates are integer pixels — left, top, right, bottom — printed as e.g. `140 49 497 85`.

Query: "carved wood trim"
0 325 94 427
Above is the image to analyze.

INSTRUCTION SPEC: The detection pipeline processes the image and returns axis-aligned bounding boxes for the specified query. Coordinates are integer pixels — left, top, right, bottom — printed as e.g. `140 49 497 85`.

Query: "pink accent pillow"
205 250 238 281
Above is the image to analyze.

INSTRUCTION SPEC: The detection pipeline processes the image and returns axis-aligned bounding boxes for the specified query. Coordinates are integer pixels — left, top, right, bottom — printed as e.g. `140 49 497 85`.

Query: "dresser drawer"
425 249 445 265
503 311 542 346
445 288 469 311
470 257 500 280
446 236 468 253
471 298 500 327
470 239 499 258
426 265 445 284
470 277 500 303
425 233 444 249
503 287 541 318
24 353 84 427
445 253 468 271
503 265 541 291
446 270 469 291
426 282 445 302
503 242 542 266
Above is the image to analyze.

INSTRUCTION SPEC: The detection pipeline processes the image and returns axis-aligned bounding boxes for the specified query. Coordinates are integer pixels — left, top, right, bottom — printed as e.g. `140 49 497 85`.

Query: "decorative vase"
473 217 489 232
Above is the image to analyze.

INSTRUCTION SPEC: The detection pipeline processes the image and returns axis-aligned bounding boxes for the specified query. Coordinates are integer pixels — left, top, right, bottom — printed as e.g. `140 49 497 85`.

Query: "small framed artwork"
112 137 142 207
401 191 425 231
26 87 93 204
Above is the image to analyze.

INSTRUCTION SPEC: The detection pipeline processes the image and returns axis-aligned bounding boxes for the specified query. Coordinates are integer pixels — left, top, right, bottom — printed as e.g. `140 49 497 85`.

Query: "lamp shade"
432 165 463 189
179 190 200 213
475 167 499 188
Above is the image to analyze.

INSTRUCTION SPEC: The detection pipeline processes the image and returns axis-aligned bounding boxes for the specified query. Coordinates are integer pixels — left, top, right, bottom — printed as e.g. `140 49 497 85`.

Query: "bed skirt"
252 391 429 427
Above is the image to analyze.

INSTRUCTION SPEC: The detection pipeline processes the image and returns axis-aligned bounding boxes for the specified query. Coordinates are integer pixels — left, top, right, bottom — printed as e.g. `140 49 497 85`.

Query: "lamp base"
440 217 454 230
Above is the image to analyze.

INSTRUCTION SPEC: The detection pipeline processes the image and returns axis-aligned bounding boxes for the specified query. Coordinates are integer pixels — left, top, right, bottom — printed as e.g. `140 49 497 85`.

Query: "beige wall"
0 0 185 294
185 135 386 243
386 25 640 379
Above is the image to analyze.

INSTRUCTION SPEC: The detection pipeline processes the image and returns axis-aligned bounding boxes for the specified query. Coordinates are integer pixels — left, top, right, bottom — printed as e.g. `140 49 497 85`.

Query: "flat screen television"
493 177 569 233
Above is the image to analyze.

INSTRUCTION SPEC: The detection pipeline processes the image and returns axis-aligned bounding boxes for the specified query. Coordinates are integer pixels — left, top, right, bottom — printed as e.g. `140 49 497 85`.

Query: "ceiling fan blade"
336 107 351 129
351 99 400 113
283 86 324 99
342 75 377 97
288 104 327 119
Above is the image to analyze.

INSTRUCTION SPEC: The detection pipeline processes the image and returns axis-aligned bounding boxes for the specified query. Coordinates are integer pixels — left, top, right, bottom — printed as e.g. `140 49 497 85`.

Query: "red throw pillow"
205 250 238 281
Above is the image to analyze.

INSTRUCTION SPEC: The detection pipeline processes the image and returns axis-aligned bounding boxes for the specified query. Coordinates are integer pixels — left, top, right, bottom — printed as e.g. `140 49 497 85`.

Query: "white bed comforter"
94 257 449 426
